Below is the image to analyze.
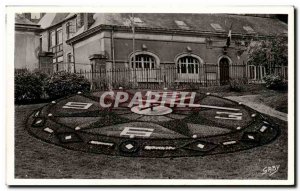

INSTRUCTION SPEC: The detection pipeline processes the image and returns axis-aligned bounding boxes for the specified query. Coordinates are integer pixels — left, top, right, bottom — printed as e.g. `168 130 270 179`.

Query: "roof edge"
41 14 77 31
66 24 278 45
15 22 40 27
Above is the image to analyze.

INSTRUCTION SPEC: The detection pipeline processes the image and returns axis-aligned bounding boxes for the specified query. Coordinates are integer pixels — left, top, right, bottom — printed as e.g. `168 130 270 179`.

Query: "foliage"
229 78 247 92
45 71 91 99
92 76 109 90
185 82 200 90
247 34 287 69
263 75 287 91
15 69 49 103
111 77 133 90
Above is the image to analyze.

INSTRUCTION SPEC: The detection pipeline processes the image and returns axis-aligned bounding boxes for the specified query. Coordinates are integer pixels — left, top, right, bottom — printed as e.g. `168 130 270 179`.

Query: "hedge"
15 70 91 104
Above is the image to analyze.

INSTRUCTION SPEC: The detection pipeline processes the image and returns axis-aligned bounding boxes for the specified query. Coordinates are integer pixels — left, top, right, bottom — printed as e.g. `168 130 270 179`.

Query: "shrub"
45 71 91 99
185 82 200 90
229 78 247 92
92 76 109 90
111 77 133 90
15 70 48 103
264 75 287 91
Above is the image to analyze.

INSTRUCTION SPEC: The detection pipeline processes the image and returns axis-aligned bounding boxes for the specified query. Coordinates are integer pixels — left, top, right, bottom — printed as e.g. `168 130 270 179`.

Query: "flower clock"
26 89 280 157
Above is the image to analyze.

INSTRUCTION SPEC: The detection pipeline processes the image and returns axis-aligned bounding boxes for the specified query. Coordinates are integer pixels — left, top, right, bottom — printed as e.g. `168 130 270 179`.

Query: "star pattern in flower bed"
26 90 280 158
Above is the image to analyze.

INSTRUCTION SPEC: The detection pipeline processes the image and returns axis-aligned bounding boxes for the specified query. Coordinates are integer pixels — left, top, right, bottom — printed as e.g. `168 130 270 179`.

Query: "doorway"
219 57 230 85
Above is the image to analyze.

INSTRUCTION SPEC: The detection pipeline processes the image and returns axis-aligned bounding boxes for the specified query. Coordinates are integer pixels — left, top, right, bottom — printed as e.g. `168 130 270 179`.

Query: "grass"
17 84 288 114
195 84 288 113
15 102 288 180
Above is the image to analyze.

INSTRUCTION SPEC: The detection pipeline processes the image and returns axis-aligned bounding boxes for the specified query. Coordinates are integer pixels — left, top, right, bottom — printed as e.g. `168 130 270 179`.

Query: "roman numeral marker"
120 127 154 138
62 102 93 109
215 111 243 120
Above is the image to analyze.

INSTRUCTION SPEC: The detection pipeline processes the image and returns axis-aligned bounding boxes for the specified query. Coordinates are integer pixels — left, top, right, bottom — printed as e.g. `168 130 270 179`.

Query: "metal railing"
33 62 288 90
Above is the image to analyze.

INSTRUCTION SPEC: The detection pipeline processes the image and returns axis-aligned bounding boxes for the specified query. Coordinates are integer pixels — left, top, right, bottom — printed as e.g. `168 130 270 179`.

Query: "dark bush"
185 82 200 90
111 77 133 90
15 70 48 103
229 78 247 92
92 76 109 90
264 75 288 91
45 71 91 99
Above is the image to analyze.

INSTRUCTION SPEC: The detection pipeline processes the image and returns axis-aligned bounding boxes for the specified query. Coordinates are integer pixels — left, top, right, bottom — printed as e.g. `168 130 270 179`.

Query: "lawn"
14 91 288 180
195 84 287 113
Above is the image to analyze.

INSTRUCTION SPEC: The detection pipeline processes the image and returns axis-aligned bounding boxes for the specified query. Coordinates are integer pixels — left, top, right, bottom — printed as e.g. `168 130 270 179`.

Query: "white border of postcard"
6 5 295 186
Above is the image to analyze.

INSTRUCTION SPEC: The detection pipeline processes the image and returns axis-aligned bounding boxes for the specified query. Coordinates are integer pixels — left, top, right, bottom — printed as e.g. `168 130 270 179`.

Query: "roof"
15 14 40 26
38 13 287 44
89 13 287 36
38 13 75 29
15 14 41 31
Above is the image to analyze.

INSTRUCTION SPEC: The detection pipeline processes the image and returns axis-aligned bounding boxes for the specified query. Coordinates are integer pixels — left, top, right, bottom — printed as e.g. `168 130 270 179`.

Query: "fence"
61 64 286 90
31 62 288 90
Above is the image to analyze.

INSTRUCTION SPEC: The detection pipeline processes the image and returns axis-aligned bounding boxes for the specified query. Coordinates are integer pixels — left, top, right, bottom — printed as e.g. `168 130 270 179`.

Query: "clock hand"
138 103 160 111
131 97 239 111
176 103 240 111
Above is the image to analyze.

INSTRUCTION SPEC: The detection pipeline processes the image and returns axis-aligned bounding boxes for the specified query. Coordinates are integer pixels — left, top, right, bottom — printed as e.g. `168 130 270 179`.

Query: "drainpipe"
72 44 76 73
111 27 115 69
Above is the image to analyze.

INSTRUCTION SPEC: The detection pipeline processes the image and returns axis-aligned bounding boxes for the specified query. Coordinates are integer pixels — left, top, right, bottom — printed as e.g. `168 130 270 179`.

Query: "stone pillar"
89 54 107 72
89 54 108 90
38 52 54 74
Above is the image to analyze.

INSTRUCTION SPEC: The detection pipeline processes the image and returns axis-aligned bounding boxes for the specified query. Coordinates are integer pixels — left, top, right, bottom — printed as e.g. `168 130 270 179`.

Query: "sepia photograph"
6 5 295 186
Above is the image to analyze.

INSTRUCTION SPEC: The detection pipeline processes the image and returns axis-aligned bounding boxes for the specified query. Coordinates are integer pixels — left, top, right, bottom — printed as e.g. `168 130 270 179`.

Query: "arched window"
131 54 156 69
177 56 199 74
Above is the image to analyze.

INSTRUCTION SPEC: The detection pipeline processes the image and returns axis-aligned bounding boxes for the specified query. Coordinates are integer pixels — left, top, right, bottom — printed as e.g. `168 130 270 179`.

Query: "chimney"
76 13 95 31
76 13 84 29
84 13 95 31
23 13 31 21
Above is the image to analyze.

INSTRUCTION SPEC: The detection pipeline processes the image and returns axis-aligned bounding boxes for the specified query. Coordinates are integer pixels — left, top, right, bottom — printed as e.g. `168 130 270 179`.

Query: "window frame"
248 65 256 80
210 23 225 32
175 20 190 30
248 65 266 80
66 21 76 39
49 26 64 65
243 26 255 34
177 56 200 74
131 54 156 69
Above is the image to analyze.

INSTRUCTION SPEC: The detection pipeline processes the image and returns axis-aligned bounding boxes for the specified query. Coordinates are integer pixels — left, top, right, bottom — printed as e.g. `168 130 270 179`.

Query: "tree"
247 34 287 73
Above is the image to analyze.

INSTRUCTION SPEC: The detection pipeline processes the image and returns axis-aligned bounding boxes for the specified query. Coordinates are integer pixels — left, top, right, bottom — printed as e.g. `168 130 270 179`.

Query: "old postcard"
6 5 295 186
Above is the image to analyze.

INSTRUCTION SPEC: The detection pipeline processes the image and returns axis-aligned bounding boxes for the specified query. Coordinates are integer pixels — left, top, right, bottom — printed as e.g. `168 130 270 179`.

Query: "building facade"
16 13 288 86
15 14 42 71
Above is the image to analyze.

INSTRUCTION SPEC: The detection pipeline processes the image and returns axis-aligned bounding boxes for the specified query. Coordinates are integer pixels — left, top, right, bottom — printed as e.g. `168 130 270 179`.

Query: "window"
66 21 76 39
131 54 155 69
175 20 190 30
57 29 63 44
210 23 225 32
248 65 266 80
50 30 56 47
243 26 255 33
249 65 255 80
283 66 288 80
39 36 42 52
57 56 63 62
178 56 199 74
67 53 72 63
50 28 63 49
126 17 146 27
130 17 143 23
31 13 41 19
49 27 64 65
